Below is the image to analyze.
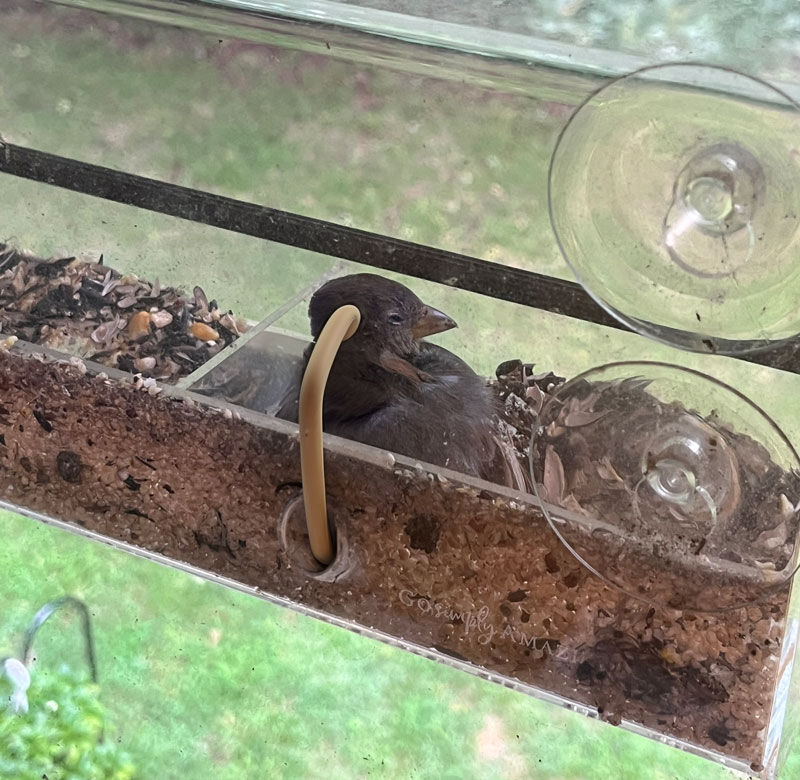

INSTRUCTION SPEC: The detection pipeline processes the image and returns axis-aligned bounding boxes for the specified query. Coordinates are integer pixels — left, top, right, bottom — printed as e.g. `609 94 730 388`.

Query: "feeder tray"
1 246 798 776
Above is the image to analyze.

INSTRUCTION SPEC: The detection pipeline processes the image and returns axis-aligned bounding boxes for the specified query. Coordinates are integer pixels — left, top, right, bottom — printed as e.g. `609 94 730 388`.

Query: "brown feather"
378 351 431 384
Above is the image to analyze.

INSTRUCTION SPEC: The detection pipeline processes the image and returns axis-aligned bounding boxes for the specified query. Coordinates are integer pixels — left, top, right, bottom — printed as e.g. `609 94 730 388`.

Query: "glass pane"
3 1 800 778
0 0 574 279
330 0 800 84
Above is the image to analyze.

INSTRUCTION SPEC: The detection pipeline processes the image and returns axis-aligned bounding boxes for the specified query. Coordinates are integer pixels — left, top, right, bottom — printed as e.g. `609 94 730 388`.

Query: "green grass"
2 4 800 778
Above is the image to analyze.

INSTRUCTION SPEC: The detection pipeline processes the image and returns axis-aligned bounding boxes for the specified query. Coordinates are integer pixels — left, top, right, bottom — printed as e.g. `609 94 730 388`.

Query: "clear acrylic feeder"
3 1 800 779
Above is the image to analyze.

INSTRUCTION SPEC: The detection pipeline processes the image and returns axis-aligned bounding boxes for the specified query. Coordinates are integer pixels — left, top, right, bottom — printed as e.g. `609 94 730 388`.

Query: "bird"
275 273 527 489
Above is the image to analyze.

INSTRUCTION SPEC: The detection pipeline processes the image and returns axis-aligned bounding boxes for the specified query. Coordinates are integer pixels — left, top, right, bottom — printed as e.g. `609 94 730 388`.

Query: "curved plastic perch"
298 304 361 565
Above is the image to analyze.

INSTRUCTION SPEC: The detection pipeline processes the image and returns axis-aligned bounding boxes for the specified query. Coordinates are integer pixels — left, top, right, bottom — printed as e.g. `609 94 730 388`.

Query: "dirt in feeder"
0 243 248 383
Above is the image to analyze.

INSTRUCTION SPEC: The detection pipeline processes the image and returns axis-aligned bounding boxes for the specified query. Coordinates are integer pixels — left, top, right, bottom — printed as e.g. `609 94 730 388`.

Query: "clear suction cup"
529 361 800 612
548 63 800 355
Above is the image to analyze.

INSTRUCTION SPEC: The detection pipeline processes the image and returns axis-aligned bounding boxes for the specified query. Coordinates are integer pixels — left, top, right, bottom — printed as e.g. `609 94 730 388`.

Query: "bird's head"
308 273 457 358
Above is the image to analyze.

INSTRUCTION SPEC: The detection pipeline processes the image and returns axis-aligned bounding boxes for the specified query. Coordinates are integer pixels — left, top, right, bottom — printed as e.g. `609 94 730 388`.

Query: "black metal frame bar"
1 142 615 323
3 140 800 373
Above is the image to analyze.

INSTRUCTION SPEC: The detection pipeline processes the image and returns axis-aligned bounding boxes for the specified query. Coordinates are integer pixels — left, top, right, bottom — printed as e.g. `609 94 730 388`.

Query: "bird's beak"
411 305 457 339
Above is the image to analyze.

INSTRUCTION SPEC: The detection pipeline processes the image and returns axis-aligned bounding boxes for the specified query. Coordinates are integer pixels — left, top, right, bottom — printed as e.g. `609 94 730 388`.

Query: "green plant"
0 664 137 780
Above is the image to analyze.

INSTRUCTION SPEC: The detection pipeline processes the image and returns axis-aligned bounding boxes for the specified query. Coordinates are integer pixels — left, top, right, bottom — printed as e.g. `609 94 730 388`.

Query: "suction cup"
548 63 800 355
529 361 800 612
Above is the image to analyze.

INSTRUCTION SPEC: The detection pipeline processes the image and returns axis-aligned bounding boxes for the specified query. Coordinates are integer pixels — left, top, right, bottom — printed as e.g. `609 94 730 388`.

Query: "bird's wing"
270 339 526 490
492 427 530 493
274 384 300 422
272 344 314 422
414 341 479 379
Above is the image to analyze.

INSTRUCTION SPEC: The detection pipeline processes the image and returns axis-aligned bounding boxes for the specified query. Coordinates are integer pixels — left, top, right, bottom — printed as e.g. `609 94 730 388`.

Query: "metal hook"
22 596 98 685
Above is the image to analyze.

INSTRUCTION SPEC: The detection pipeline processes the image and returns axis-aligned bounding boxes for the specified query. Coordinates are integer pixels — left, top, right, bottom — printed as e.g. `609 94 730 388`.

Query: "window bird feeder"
2 3 800 779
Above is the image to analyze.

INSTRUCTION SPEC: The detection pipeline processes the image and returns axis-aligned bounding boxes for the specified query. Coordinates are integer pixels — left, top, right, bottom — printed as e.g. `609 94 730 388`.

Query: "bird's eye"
388 313 404 326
